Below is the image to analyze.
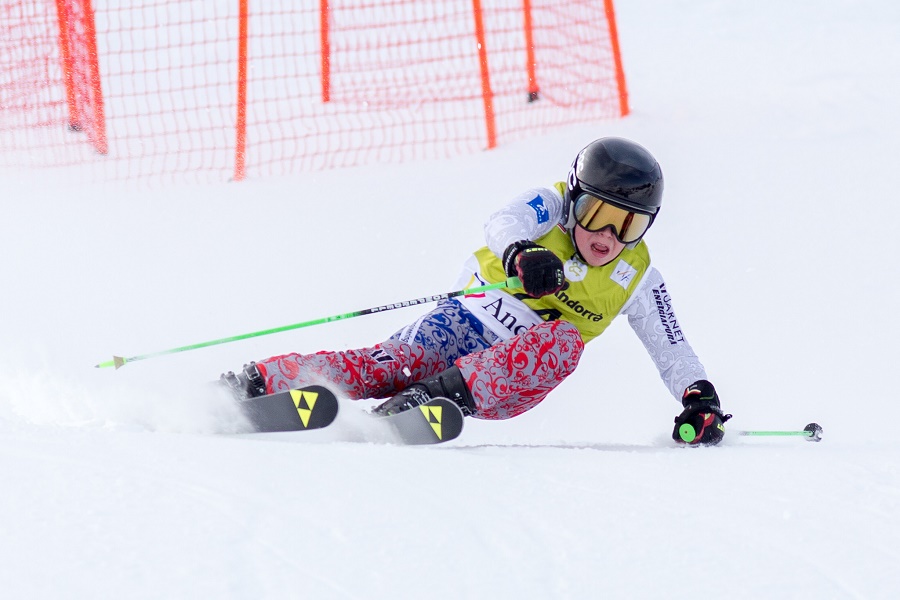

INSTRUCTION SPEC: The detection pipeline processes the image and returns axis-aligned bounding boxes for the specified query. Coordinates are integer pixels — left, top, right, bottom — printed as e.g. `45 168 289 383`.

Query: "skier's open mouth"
591 243 610 257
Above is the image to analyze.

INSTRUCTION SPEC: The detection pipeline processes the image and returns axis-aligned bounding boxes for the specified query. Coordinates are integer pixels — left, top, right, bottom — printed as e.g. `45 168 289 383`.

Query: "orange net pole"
603 0 629 116
53 0 79 131
471 0 496 149
81 0 106 153
320 0 331 103
522 0 539 102
234 0 249 181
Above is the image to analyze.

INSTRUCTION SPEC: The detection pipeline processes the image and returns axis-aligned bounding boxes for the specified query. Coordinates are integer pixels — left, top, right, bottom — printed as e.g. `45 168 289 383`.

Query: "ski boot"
373 365 476 417
219 362 267 401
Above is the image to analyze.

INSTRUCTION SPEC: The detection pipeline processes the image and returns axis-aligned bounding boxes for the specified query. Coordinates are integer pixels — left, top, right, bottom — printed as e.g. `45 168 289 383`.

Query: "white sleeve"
621 267 708 401
485 186 566 257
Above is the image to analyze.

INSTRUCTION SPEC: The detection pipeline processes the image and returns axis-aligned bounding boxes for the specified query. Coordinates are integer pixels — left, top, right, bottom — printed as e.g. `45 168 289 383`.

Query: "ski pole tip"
95 356 127 370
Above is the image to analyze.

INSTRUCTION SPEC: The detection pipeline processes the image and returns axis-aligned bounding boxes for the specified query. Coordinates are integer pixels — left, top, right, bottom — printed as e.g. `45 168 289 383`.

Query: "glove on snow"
672 380 732 446
503 240 565 298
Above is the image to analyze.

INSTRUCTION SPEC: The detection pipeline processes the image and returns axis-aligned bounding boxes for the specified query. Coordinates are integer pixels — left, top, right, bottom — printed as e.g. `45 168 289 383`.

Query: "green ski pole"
96 276 522 370
736 422 823 442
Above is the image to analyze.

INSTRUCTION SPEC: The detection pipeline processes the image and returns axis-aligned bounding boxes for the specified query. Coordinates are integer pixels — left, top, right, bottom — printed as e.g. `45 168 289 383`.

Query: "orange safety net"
1 0 628 183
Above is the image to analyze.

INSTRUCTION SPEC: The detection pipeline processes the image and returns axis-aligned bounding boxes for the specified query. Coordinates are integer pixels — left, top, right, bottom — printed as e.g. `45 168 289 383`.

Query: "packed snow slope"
2 0 900 598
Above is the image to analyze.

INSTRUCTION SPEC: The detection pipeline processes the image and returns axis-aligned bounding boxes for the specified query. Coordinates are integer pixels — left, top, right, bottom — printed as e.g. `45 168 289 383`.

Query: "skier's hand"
672 380 732 446
502 240 565 298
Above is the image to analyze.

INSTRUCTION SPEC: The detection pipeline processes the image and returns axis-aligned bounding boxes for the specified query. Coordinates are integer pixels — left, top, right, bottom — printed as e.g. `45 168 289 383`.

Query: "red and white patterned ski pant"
252 300 583 420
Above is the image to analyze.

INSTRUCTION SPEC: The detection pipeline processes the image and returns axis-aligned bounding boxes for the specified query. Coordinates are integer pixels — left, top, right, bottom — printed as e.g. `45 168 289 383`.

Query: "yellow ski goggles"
573 193 654 243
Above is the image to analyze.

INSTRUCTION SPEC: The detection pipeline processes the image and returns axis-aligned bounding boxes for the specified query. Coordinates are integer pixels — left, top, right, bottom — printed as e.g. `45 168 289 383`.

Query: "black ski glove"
672 380 732 446
502 240 565 298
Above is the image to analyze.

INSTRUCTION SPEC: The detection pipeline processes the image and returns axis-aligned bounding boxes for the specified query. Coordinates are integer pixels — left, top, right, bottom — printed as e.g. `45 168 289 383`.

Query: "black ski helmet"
564 137 664 233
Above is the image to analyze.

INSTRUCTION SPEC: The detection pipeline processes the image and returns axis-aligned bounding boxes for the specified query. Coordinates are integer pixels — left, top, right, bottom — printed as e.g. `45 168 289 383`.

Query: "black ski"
235 384 463 444
238 385 339 433
375 397 465 445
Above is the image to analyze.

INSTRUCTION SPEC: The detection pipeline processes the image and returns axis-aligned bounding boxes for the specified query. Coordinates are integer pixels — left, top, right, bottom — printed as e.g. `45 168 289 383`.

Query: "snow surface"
3 0 900 598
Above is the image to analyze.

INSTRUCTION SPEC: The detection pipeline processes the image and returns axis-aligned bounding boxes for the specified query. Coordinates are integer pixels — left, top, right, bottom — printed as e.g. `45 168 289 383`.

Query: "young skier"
222 137 731 445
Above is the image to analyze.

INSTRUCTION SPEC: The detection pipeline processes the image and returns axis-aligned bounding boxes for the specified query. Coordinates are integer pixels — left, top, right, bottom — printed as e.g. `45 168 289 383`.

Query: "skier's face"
573 225 625 267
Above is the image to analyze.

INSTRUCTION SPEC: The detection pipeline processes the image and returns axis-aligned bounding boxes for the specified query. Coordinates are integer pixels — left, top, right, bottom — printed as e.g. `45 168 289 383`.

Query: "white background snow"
2 0 900 597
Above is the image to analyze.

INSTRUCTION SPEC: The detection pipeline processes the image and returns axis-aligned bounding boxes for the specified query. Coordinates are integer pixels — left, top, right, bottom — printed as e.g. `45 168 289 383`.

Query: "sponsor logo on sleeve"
652 283 684 344
527 195 550 224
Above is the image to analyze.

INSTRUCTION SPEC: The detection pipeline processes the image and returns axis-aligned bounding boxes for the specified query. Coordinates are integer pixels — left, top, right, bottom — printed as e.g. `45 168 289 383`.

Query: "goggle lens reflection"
573 194 652 243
